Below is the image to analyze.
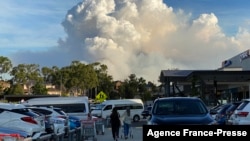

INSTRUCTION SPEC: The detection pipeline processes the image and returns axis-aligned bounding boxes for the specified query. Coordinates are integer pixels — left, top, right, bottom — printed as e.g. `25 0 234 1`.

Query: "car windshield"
153 99 207 115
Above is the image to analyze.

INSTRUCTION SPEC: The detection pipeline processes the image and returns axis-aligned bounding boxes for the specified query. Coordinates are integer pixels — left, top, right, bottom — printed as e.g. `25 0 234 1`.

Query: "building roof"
160 70 250 85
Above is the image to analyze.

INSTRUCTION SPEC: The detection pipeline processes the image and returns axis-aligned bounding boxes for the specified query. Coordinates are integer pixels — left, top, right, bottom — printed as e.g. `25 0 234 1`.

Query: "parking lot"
60 119 145 141
95 126 143 141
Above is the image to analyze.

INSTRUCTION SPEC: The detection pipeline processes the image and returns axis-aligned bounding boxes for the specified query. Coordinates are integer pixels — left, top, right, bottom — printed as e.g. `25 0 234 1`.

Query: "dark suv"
147 97 216 125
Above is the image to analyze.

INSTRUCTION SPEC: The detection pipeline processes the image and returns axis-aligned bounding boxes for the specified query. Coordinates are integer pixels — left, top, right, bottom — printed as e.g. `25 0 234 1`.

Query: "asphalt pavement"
93 119 146 141
95 126 143 141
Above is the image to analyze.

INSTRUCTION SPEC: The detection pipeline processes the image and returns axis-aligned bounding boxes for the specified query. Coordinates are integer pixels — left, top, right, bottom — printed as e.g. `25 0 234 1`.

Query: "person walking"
110 107 121 141
121 107 132 139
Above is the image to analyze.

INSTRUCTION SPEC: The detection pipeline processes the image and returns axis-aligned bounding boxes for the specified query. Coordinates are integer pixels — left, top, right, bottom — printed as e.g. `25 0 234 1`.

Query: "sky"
1 0 250 84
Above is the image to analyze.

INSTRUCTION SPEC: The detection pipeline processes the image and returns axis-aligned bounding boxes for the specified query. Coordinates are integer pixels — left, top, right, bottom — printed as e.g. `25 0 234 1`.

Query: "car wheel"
133 115 140 122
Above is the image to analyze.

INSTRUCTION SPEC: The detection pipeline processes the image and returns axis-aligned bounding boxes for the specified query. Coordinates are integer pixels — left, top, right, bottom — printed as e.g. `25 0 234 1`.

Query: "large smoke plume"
12 0 250 84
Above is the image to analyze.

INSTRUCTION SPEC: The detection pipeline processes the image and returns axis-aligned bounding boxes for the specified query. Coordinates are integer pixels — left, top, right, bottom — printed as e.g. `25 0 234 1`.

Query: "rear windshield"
237 101 249 110
39 104 87 113
11 108 39 117
153 99 207 115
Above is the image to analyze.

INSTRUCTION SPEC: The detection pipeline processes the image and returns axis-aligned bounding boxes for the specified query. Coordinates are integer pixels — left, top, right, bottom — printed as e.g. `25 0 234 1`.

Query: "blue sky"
165 0 250 36
1 0 250 83
0 0 82 54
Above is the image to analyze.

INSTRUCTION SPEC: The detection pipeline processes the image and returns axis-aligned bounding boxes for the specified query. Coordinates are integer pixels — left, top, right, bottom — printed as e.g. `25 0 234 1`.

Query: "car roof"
0 103 26 110
242 99 250 102
27 106 61 110
156 97 201 101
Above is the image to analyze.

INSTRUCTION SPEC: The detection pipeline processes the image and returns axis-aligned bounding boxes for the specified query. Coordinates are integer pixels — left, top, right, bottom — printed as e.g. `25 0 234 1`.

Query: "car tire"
133 115 140 122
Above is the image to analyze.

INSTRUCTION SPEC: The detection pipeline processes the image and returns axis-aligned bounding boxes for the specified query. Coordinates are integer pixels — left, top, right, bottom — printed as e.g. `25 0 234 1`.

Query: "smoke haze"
10 0 250 84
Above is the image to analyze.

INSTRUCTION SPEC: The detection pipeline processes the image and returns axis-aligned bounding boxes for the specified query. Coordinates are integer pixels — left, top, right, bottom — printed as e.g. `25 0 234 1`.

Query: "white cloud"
8 0 250 85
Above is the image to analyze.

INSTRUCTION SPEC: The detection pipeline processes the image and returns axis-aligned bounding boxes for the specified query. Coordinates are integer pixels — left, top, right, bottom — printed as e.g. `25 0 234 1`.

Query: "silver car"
0 103 46 140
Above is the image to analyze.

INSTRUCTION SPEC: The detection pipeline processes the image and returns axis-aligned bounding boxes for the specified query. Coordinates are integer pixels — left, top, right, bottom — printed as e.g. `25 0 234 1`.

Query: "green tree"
92 62 113 99
10 63 42 94
63 61 99 96
119 74 139 98
0 56 12 80
41 67 54 84
32 81 48 95
4 83 24 95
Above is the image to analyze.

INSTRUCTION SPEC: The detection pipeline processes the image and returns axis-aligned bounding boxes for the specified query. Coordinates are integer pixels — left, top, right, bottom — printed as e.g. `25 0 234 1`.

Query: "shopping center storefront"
159 49 250 106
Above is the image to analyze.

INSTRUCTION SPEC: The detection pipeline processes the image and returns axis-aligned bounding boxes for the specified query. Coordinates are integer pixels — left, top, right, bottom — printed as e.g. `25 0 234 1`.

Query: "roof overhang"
160 70 250 85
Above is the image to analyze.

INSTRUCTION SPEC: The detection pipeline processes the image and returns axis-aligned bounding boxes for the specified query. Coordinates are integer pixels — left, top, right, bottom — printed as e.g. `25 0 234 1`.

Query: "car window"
53 108 68 116
95 104 105 110
30 108 52 115
11 108 40 117
237 101 249 110
226 102 241 113
103 105 112 111
217 104 231 114
153 99 207 115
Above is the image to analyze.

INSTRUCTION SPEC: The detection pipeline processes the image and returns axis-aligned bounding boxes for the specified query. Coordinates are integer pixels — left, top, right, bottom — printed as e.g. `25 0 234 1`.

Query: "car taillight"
57 116 66 119
237 112 249 117
21 117 38 124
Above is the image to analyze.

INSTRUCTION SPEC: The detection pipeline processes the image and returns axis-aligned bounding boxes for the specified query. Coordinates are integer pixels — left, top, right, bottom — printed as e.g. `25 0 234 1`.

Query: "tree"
119 74 139 99
63 61 99 96
32 81 48 95
41 67 54 84
0 56 12 80
92 62 113 99
10 63 42 94
4 83 24 95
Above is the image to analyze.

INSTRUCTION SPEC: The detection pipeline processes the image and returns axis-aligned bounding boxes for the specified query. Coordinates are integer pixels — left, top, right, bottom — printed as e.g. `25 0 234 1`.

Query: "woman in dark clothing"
110 107 121 141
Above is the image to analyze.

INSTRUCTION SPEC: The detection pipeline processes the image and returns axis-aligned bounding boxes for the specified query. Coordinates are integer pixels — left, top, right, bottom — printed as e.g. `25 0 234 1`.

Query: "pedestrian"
121 107 132 139
110 107 121 141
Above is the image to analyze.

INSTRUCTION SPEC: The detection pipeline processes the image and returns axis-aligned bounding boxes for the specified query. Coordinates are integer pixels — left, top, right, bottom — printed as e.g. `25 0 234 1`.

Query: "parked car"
213 103 232 125
147 97 216 125
209 104 223 119
0 103 46 140
68 115 81 130
141 106 152 119
0 126 32 141
26 106 69 135
230 99 250 125
91 103 105 118
225 101 242 124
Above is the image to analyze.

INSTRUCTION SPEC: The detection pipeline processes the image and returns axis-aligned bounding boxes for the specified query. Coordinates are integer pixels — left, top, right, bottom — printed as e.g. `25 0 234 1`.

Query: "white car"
49 116 66 134
26 106 69 136
0 103 46 140
231 99 250 125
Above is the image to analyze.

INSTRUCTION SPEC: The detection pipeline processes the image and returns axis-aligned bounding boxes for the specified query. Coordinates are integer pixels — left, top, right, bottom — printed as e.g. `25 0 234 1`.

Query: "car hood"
151 114 214 125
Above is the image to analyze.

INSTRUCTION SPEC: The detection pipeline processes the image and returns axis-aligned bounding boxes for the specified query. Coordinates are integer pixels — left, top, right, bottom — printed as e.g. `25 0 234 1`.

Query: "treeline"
0 56 158 101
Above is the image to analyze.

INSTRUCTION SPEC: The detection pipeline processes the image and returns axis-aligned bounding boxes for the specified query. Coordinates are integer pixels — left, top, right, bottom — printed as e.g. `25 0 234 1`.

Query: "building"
159 49 250 106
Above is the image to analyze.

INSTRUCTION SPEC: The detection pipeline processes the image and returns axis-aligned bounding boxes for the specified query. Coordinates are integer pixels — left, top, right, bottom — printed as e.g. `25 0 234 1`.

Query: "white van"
23 96 89 120
91 99 144 122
